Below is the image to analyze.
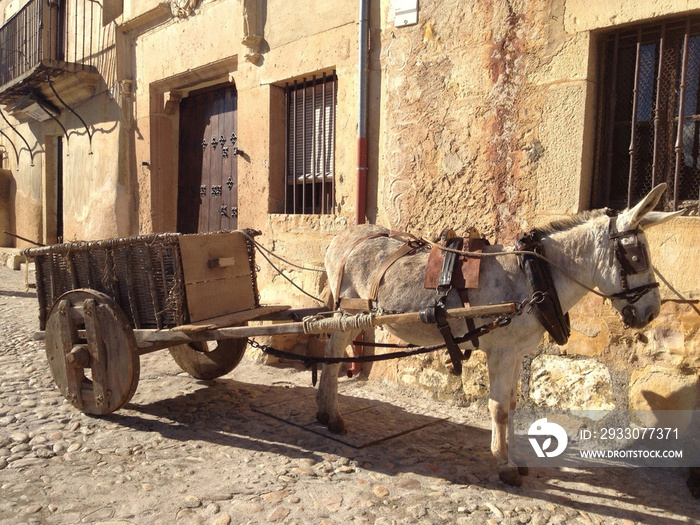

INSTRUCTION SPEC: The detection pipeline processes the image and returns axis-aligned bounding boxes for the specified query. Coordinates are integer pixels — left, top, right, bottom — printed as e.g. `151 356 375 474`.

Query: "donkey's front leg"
316 328 358 434
509 356 529 477
487 350 522 486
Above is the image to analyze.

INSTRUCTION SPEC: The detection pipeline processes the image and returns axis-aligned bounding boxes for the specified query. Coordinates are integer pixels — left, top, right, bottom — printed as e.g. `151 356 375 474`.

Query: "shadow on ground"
111 375 699 525
0 289 37 299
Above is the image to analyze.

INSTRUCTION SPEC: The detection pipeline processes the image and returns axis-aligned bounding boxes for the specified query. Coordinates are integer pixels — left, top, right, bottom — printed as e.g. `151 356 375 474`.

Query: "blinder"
608 223 649 276
606 214 659 309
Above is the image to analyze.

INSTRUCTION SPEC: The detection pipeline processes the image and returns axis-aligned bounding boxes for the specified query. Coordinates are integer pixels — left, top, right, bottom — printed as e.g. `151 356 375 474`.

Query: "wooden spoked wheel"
44 289 140 415
169 333 247 380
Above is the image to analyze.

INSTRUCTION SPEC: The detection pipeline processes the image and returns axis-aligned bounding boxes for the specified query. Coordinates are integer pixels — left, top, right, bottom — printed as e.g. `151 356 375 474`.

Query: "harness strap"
334 233 388 309
335 231 424 310
439 236 462 291
516 231 571 345
368 242 417 302
419 298 467 375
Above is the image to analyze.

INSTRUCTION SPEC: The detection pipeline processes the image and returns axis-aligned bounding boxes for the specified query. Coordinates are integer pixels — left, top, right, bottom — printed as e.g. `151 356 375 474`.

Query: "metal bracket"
0 109 34 166
0 130 20 169
37 102 69 154
46 73 93 154
230 132 239 156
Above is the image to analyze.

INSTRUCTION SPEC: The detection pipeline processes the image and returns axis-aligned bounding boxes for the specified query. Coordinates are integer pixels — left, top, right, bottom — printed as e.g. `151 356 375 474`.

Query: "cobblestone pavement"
0 264 698 525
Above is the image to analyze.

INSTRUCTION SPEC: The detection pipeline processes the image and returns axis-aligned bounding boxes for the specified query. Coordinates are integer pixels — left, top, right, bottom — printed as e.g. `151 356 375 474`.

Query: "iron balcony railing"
0 0 100 92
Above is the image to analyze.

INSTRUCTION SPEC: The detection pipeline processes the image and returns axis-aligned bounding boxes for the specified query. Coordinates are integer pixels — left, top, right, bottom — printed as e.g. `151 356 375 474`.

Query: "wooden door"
177 84 239 234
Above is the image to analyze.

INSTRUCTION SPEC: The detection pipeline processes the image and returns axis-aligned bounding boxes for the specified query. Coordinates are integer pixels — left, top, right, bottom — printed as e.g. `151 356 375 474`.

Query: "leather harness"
335 229 486 375
334 231 424 311
515 231 571 345
333 215 660 374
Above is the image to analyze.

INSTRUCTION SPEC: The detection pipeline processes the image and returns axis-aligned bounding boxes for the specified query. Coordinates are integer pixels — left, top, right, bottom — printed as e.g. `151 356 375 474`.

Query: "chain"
520 291 548 315
246 338 266 351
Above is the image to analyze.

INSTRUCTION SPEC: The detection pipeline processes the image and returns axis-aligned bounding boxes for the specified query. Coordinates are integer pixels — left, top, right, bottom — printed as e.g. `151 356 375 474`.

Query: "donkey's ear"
619 183 667 230
638 210 684 229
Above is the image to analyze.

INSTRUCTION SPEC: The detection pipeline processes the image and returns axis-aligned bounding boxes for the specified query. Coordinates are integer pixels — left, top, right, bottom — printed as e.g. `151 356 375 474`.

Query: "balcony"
0 0 104 118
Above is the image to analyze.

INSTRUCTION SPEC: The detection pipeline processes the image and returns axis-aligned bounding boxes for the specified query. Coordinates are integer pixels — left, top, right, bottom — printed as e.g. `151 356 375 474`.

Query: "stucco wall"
1 0 697 411
0 0 125 247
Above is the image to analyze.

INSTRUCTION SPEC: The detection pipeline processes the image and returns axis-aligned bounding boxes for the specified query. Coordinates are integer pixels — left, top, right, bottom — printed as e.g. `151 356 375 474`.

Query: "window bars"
596 16 700 214
284 72 337 215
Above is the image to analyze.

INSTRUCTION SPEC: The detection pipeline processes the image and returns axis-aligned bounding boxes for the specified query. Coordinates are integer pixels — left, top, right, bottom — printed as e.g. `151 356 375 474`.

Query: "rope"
253 245 325 304
653 267 700 307
302 312 375 334
243 232 325 273
240 231 326 304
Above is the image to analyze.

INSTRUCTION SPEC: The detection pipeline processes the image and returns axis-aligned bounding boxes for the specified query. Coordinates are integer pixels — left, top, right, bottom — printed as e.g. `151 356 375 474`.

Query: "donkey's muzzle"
622 303 659 328
621 305 638 328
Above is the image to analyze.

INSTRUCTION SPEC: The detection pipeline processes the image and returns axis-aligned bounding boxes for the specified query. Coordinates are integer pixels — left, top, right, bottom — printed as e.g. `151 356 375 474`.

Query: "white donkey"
318 184 680 485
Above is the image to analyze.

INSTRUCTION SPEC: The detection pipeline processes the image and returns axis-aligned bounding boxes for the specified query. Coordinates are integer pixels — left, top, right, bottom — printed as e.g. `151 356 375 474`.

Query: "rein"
422 224 658 304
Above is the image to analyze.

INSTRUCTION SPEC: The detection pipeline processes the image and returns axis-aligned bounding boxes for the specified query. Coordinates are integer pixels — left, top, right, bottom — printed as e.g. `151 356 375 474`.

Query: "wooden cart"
24 230 515 415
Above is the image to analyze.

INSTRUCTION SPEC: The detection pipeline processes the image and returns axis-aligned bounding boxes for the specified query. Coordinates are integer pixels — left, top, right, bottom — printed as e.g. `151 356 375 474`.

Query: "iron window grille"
595 16 700 214
284 72 337 215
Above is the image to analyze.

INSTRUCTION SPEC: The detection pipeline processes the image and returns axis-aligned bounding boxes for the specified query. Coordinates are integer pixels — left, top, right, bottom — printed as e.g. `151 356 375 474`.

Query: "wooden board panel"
172 304 291 332
179 231 252 283
185 274 257 322
180 231 257 322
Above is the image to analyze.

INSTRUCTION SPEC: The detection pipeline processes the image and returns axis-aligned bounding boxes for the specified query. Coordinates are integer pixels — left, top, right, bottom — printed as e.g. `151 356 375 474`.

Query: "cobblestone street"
0 264 698 525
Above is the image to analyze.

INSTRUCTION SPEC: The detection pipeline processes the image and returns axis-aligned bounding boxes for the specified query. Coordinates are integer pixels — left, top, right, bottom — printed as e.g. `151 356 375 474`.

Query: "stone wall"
368 0 700 413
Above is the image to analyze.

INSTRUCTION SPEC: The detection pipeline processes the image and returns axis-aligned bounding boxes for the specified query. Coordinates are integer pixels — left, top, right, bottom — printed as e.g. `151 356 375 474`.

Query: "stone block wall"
359 0 700 415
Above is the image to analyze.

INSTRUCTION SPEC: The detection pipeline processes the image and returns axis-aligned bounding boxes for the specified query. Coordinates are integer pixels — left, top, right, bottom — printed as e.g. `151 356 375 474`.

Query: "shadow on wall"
0 166 14 247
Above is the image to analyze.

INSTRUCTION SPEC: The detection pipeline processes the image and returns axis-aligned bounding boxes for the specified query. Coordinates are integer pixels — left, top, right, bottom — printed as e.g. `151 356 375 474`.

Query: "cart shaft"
132 303 516 349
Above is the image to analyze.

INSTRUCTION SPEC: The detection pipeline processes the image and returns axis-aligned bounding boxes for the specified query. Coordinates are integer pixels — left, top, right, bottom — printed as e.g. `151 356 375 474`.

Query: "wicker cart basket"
23 230 260 331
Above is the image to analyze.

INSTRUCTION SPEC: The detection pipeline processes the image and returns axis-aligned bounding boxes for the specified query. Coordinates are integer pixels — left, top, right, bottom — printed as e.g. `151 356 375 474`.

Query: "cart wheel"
44 289 140 415
169 334 246 380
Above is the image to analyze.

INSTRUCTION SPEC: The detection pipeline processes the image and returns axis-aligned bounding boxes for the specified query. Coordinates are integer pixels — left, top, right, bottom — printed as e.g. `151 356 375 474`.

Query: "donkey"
317 184 680 485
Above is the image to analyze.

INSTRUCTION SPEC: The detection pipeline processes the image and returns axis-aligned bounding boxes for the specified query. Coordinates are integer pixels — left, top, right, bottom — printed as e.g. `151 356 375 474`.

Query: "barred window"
284 72 336 214
595 16 700 214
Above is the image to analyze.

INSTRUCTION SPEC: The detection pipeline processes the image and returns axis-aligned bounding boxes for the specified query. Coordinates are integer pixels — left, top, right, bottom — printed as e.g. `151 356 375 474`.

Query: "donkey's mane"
533 208 609 236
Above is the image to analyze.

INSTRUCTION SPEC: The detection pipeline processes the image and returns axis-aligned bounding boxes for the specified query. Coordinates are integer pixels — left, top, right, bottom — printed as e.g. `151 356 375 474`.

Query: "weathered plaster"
1 0 698 410
564 0 700 33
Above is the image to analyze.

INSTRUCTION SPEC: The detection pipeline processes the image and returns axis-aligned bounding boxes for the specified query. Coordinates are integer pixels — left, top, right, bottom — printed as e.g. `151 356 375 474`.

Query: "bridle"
425 212 660 329
605 212 659 305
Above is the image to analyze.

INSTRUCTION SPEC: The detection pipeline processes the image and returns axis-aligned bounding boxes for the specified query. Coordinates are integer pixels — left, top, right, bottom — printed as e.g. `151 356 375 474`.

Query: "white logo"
528 418 568 458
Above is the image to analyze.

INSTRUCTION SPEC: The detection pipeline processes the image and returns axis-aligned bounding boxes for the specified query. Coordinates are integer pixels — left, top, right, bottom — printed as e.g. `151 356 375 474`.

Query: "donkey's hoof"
316 411 330 425
328 418 347 435
518 466 530 476
499 467 523 487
